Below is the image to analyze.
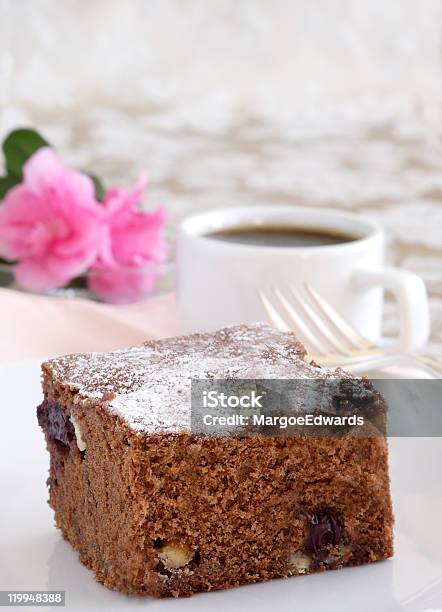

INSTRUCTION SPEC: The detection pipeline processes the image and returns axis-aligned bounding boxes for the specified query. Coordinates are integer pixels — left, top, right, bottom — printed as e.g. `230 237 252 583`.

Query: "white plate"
1 359 441 611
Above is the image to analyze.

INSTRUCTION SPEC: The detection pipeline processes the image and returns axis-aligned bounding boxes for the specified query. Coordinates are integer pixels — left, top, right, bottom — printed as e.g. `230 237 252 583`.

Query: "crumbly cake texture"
37 323 393 598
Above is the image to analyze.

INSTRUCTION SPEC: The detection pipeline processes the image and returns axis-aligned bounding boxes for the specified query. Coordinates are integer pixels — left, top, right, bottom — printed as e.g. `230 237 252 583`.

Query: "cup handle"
353 267 430 352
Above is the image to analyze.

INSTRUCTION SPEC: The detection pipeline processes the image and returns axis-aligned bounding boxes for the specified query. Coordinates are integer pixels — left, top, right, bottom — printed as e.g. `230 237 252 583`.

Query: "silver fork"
258 283 442 376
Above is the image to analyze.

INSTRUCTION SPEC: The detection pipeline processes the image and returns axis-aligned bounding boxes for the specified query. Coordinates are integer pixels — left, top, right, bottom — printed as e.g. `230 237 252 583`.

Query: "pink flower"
0 147 106 291
88 176 168 303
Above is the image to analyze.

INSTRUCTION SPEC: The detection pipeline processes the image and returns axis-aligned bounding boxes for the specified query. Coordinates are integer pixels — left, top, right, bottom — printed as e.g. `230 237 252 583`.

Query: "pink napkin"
2 288 177 362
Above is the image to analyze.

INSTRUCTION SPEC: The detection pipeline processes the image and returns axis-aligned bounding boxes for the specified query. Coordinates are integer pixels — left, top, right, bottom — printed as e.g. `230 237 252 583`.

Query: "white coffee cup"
177 206 429 352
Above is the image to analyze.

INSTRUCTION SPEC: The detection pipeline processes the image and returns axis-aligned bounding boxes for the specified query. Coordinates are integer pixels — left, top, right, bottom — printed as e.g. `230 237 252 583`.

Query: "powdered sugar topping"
45 323 342 434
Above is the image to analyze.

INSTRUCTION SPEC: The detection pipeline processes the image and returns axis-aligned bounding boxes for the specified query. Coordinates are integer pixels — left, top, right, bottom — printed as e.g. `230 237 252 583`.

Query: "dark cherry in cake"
37 323 393 597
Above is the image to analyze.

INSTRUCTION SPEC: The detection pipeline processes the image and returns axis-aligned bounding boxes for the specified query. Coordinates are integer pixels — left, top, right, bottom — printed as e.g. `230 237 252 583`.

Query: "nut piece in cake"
157 542 194 570
69 416 86 452
289 551 311 574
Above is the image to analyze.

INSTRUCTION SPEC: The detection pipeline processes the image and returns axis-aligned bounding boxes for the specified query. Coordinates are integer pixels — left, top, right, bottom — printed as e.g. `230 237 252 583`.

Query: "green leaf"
3 128 50 179
87 173 105 202
65 276 88 290
0 174 19 200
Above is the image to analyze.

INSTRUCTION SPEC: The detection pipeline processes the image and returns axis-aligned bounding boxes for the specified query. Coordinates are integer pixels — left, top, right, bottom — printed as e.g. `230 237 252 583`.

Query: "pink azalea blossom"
87 175 168 303
0 147 106 291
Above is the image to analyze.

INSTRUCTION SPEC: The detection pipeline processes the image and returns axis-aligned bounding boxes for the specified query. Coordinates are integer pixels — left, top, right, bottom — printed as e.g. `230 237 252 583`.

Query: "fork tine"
273 288 329 355
257 289 292 333
304 283 376 351
289 285 354 356
418 355 442 374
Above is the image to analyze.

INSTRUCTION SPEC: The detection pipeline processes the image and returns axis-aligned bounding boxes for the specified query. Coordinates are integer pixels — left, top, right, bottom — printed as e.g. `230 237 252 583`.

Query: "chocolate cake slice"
37 323 393 598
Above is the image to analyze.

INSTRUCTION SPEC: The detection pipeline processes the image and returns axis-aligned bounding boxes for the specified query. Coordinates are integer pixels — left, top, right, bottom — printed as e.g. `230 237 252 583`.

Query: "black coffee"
205 225 358 247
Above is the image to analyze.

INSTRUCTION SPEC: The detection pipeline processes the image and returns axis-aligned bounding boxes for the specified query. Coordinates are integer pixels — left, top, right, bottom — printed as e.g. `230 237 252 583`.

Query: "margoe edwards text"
202 413 365 428
192 378 442 438
202 389 364 428
192 379 379 437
